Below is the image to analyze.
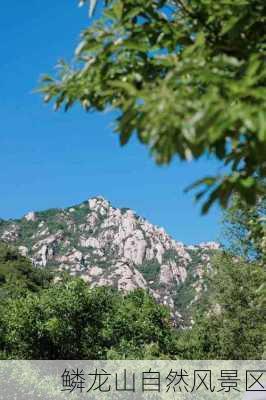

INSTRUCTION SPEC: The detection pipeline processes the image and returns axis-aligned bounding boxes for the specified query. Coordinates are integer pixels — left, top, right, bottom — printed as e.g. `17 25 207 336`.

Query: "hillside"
0 196 219 320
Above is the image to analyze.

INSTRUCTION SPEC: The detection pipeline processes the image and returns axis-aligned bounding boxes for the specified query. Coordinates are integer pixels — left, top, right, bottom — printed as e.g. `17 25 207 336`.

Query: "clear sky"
0 1 222 244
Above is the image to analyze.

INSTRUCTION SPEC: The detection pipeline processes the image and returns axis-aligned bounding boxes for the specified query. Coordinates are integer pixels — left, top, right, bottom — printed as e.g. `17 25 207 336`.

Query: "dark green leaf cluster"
0 278 177 359
137 259 161 282
0 243 53 297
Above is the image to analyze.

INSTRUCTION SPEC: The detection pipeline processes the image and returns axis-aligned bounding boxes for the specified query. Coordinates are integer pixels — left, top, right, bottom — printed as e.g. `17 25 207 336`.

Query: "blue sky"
0 1 222 244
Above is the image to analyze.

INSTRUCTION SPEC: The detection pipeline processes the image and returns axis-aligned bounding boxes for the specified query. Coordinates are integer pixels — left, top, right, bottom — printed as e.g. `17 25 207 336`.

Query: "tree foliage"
0 243 53 358
0 243 52 298
41 0 266 212
175 194 266 359
1 278 176 359
176 192 266 359
222 192 266 264
175 254 265 359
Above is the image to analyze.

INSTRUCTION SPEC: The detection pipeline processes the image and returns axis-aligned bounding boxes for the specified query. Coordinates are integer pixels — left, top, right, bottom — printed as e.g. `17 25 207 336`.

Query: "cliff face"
0 196 219 320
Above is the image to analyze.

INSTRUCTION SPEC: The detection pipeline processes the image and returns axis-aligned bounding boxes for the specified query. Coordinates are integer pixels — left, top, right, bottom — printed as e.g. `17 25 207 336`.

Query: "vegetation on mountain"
0 272 176 359
41 0 266 213
175 254 265 359
0 243 52 298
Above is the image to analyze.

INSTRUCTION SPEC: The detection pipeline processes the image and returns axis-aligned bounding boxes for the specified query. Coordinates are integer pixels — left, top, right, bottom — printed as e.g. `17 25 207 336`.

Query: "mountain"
0 196 219 321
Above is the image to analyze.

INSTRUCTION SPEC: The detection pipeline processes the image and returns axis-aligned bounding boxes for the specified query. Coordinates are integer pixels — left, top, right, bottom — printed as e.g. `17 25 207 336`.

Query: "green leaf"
123 39 150 52
185 177 217 193
240 177 256 189
201 187 221 214
113 0 123 20
258 111 266 142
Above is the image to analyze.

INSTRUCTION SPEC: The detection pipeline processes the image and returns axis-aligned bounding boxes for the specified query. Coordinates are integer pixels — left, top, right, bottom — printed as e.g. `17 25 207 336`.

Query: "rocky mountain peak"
24 211 37 222
0 197 219 321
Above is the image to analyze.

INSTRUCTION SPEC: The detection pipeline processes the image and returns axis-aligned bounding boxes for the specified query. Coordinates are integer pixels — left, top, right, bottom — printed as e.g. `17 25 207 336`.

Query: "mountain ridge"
0 196 219 321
